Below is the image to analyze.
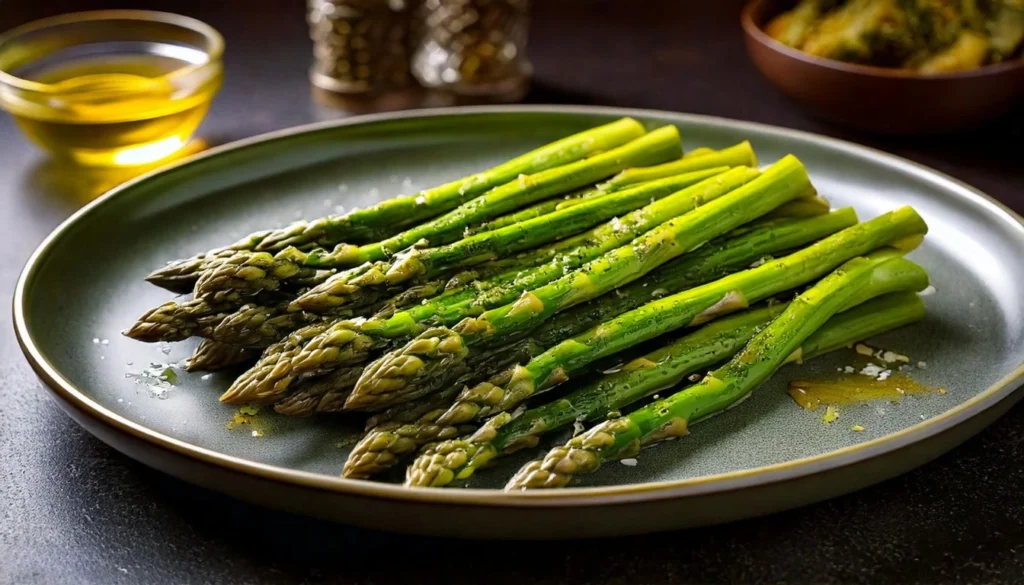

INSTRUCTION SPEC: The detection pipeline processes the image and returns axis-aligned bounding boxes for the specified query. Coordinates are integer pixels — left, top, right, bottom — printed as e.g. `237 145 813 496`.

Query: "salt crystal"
99 356 105 360
402 178 414 189
92 338 100 344
573 420 585 435
415 195 427 205
855 343 874 356
859 363 885 378
117 398 123 403
917 361 927 369
334 205 346 213
843 366 855 374
201 374 212 381
920 285 936 296
101 339 109 345
620 458 638 467
877 369 892 381
688 373 702 382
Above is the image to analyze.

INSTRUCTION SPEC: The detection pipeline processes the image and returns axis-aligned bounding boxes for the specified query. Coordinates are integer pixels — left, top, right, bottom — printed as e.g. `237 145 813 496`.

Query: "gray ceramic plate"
14 106 1024 539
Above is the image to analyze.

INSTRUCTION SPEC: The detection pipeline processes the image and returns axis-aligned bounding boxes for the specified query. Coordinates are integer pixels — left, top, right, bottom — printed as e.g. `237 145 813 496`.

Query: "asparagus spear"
275 337 541 418
432 207 926 427
146 118 646 292
467 142 758 235
306 166 730 312
506 250 921 489
576 141 756 195
349 155 816 410
254 118 648 249
340 212 924 479
219 322 335 403
293 166 759 314
352 210 857 418
146 247 255 294
209 302 329 348
219 167 761 405
184 339 259 372
272 366 365 416
122 287 284 342
194 127 682 296
407 287 926 487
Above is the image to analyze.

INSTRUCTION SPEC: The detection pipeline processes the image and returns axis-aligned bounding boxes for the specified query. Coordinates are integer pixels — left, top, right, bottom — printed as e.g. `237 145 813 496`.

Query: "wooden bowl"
741 0 1024 134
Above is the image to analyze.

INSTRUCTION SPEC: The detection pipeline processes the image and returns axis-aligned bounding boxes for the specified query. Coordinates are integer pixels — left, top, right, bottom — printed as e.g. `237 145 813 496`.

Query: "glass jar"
411 0 531 102
308 0 419 110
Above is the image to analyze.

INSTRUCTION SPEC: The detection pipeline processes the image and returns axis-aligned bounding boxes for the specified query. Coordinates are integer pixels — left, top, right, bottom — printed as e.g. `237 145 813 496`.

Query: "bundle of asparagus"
125 118 932 490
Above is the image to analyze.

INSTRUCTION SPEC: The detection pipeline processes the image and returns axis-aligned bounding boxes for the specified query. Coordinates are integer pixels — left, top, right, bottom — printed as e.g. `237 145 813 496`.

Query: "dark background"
1 1 1022 584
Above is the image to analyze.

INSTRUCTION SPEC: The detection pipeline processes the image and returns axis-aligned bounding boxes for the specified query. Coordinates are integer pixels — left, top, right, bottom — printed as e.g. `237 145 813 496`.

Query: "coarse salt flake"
620 458 638 467
859 363 886 378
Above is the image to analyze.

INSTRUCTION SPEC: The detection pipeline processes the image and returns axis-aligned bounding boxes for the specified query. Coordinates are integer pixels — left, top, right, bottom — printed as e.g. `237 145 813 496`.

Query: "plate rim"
14 104 1024 508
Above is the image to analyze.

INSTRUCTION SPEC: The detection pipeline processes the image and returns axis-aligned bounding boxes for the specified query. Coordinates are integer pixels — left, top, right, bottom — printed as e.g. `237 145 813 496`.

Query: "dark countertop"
1 1 1022 584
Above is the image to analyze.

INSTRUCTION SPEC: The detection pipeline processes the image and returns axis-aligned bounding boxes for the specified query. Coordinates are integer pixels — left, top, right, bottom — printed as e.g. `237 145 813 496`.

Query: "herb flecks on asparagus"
348 155 814 411
342 208 925 479
438 207 926 429
194 126 682 297
506 250 924 489
146 118 646 292
407 286 927 487
298 166 729 313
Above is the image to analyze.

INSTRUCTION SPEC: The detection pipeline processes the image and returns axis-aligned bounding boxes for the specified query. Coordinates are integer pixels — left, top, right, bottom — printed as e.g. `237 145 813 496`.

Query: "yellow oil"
5 50 220 166
788 374 944 411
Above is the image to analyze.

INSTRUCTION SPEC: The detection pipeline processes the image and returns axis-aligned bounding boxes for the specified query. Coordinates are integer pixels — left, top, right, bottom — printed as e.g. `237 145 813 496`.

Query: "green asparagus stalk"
123 288 278 342
587 141 756 192
272 366 365 416
194 127 682 296
351 210 857 419
304 166 730 312
341 210 909 479
254 118 648 249
219 323 335 403
339 208 925 474
293 166 759 314
505 250 921 489
146 247 255 294
433 207 926 428
467 142 757 235
275 337 541 418
218 167 761 406
209 303 331 348
406 286 926 487
467 198 574 236
348 155 816 410
184 339 260 372
146 118 646 292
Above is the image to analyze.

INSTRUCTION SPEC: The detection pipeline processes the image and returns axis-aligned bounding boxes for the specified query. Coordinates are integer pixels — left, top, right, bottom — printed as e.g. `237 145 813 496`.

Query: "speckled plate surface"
14 106 1024 538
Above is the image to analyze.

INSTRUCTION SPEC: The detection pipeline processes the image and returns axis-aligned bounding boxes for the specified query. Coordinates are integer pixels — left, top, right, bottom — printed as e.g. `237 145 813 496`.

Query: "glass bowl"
0 10 223 166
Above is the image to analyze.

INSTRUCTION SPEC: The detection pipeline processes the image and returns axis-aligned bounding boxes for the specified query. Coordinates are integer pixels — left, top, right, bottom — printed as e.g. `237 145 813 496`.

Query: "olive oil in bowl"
0 12 223 166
